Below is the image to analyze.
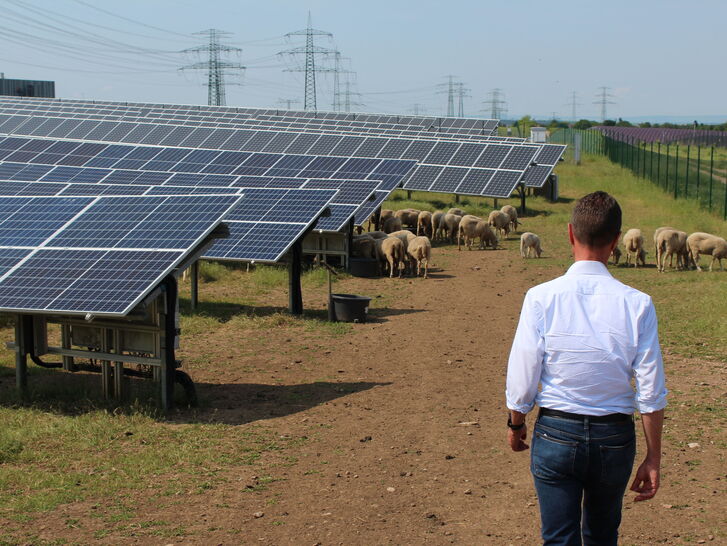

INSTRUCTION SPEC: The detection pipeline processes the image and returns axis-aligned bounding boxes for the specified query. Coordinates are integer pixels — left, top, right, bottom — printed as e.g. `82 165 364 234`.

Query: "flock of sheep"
352 204 544 279
613 227 727 272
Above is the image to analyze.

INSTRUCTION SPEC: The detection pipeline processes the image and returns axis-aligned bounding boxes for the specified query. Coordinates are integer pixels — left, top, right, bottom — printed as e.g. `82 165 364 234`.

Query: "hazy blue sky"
1 0 725 121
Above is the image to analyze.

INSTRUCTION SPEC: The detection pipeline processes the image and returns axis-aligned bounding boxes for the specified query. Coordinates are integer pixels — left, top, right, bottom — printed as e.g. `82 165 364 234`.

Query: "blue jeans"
531 414 636 546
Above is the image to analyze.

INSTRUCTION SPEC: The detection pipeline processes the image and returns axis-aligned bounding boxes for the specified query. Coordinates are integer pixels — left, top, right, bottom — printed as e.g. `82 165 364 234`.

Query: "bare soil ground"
3 241 726 545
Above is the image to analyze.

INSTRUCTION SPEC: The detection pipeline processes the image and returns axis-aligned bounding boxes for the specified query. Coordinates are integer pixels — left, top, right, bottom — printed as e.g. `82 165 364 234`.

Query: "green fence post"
657 142 661 187
650 141 654 181
674 144 679 199
685 145 690 198
709 147 714 210
696 146 701 204
665 143 670 191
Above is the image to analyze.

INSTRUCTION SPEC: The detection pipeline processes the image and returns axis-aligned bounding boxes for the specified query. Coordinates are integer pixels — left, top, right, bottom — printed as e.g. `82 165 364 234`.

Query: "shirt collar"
565 260 612 277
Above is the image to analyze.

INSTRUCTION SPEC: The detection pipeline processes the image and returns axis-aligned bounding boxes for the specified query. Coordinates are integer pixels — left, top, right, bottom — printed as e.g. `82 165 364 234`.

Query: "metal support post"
15 315 29 397
518 184 526 216
696 146 701 200
454 194 460 204
406 190 412 199
685 145 690 197
288 240 303 315
665 144 670 191
657 142 661 186
674 144 679 199
190 261 199 311
709 147 714 210
161 275 178 410
650 141 654 181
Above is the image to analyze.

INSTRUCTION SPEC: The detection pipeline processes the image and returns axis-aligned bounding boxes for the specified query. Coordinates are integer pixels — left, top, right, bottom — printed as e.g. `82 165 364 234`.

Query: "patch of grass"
197 261 232 283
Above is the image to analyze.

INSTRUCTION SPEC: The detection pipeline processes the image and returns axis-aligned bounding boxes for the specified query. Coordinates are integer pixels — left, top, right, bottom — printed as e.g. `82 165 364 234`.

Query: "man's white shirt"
506 260 667 416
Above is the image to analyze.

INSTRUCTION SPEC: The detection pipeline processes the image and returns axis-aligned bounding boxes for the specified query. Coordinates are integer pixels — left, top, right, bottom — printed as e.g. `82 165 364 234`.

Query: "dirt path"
23 243 726 544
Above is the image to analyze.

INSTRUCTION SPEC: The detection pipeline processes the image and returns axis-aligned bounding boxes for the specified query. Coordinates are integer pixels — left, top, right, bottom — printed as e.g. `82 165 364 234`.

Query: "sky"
1 0 725 122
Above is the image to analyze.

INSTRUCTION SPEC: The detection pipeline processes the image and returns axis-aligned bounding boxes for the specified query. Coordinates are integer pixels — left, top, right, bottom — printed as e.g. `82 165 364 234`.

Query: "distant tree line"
561 118 727 131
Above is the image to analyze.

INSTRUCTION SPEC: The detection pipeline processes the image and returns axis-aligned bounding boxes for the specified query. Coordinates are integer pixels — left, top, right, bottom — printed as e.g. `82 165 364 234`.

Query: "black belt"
539 408 632 423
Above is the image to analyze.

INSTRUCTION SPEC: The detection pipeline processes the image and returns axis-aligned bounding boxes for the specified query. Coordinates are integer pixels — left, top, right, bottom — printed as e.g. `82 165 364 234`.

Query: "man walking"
505 191 667 545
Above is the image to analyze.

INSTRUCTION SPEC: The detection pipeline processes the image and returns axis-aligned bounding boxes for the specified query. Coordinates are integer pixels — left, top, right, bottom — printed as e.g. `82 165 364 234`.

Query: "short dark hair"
571 191 622 247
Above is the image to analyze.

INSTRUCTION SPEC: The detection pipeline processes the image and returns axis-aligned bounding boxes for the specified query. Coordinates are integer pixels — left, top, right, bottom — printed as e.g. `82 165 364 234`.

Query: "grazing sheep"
407 236 432 278
364 230 388 240
441 213 463 243
432 211 446 241
351 236 379 260
382 216 402 234
687 232 727 271
610 246 622 265
520 232 543 258
655 229 688 272
622 228 645 267
447 207 466 217
377 236 406 278
389 230 417 274
501 204 521 232
458 217 498 251
394 208 420 229
374 209 394 231
488 210 511 239
417 210 433 237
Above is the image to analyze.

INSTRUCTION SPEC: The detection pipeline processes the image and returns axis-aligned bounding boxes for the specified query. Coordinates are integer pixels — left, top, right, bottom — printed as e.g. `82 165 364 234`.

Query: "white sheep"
394 208 420 229
407 236 432 278
655 228 688 272
441 213 463 243
417 210 433 237
431 211 446 241
457 216 496 251
520 232 543 258
488 210 511 239
622 228 645 267
447 207 466 217
687 232 727 271
376 236 406 278
501 204 521 232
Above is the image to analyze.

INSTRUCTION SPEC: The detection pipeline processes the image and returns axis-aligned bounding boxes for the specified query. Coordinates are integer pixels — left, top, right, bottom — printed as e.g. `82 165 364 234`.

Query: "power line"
277 98 301 110
180 29 245 106
279 13 335 111
70 0 194 39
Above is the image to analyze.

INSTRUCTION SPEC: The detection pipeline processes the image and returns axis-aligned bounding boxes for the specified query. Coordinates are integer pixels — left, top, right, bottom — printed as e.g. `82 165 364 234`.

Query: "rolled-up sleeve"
632 300 668 413
506 291 545 413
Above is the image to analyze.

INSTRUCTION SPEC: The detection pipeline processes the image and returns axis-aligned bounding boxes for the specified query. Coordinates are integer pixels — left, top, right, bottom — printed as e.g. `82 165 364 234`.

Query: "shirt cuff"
637 394 668 414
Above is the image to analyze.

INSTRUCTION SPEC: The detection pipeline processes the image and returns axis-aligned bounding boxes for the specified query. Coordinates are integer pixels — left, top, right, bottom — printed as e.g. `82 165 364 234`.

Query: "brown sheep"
447 207 466 217
441 213 463 243
351 235 379 260
374 209 394 231
431 211 446 241
458 217 498 251
417 210 433 237
382 216 402 234
394 208 419 229
407 236 432 278
501 204 521 232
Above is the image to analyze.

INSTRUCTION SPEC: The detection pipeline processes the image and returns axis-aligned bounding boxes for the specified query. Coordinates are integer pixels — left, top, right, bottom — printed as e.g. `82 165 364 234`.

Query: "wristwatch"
507 415 525 430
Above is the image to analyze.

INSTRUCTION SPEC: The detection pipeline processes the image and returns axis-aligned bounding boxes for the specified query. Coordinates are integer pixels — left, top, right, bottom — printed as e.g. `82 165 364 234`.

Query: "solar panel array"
0 112 561 197
0 194 241 316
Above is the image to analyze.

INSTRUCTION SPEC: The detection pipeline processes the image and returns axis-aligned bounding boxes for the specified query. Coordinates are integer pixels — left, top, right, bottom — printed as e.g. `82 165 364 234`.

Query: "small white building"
530 126 548 143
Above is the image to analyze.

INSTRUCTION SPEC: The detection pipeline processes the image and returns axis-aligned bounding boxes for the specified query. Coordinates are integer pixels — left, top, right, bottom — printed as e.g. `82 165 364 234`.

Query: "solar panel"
0 194 241 316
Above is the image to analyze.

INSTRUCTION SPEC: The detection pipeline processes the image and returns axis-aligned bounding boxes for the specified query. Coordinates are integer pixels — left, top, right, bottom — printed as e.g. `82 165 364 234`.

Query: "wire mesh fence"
550 128 727 219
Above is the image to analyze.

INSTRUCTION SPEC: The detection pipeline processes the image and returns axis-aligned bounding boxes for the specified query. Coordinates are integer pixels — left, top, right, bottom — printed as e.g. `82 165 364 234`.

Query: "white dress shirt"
506 260 667 416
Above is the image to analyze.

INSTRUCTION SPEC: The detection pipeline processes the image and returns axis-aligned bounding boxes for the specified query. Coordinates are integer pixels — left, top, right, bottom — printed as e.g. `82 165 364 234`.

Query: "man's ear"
567 223 575 246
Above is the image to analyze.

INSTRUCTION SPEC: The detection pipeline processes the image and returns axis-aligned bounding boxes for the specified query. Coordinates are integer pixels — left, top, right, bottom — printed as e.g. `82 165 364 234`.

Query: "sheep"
417 210 433 237
374 209 394 231
687 232 727 271
388 230 417 274
447 207 466 217
394 208 419 229
441 213 463 243
610 246 622 265
351 235 379 261
407 236 432 278
376 236 406 278
488 210 511 239
655 229 688 272
501 204 521 232
458 217 498 251
431 211 446 241
359 230 388 240
382 216 402 234
622 228 645 267
520 232 543 258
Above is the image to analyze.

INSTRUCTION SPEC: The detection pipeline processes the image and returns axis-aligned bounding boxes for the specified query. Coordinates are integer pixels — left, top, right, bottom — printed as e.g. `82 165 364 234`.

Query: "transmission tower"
342 80 363 112
456 82 471 117
180 29 245 107
482 88 507 119
332 52 353 112
277 98 301 110
279 13 335 111
566 91 582 121
437 76 461 117
409 103 427 116
594 86 616 121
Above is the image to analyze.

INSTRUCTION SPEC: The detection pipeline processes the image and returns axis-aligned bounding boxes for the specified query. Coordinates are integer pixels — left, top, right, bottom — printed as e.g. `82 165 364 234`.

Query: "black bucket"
329 293 372 323
349 257 380 278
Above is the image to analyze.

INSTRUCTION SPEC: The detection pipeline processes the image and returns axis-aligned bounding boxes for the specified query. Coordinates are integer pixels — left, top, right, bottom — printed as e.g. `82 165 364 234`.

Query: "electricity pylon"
180 29 245 106
482 88 507 119
437 75 461 117
566 91 582 121
277 98 301 110
279 13 335 111
594 86 616 121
